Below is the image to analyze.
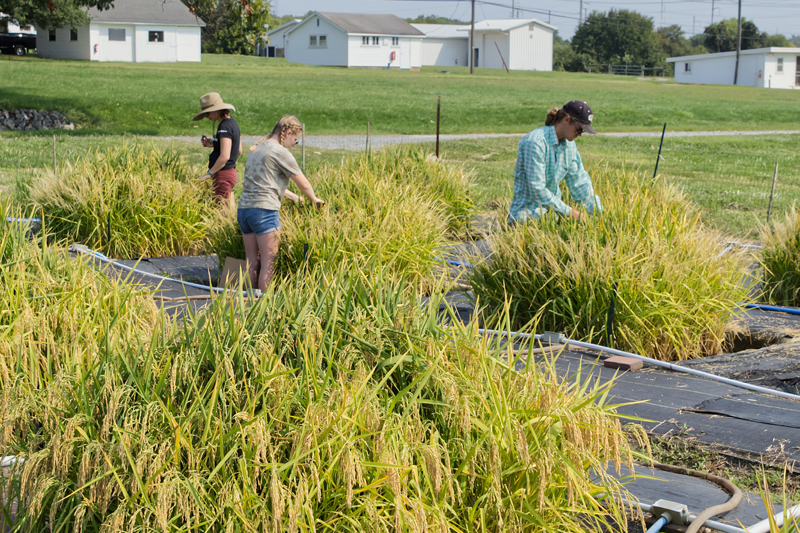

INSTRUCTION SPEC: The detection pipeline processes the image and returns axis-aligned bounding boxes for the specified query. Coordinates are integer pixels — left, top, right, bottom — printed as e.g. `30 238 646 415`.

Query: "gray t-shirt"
239 141 302 211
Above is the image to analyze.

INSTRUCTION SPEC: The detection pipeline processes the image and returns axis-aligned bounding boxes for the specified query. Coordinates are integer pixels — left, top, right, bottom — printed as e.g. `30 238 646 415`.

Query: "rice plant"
470 163 752 361
0 237 644 531
23 141 213 259
759 207 800 307
209 146 475 289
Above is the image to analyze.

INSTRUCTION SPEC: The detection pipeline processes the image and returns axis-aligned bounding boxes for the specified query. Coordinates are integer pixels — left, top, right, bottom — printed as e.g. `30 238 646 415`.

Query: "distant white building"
411 23 468 67
284 12 423 69
667 47 800 89
259 19 301 57
35 0 204 62
463 19 555 71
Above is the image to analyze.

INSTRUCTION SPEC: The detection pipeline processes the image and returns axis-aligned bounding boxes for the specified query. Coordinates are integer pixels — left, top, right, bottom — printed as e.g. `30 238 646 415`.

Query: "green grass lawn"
1 53 799 136
2 133 797 239
438 133 800 238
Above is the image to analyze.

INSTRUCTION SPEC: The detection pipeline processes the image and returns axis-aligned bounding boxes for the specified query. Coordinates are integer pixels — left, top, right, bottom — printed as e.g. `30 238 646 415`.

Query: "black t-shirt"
209 116 240 171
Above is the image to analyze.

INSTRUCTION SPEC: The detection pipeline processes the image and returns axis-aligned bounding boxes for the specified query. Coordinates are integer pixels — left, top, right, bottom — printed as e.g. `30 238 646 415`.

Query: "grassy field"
1 53 799 135
1 132 799 238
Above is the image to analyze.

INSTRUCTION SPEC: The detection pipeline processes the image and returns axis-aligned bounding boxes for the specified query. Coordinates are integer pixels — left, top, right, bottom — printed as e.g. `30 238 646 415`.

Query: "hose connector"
651 499 690 526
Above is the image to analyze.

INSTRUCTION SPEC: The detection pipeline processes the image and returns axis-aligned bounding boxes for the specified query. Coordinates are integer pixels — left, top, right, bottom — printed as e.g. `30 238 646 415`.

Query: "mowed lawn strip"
1 53 799 135
2 133 798 239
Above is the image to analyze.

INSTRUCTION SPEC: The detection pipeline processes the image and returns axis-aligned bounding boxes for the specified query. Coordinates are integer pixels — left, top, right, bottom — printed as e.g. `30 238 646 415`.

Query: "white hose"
478 328 800 402
71 245 247 296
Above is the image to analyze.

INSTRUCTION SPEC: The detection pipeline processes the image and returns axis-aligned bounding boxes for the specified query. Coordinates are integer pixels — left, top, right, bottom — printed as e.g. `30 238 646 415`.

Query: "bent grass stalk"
23 141 213 259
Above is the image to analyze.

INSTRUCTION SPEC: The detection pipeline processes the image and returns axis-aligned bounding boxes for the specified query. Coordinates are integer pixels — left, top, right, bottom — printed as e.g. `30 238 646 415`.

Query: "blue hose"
646 516 668 533
744 303 800 316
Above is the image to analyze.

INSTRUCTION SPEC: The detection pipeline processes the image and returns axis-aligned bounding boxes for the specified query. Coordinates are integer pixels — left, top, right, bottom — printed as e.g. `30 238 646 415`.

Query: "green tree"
552 31 575 71
702 18 766 52
405 14 466 25
764 34 795 47
0 0 114 29
571 9 663 71
655 24 707 74
182 0 273 55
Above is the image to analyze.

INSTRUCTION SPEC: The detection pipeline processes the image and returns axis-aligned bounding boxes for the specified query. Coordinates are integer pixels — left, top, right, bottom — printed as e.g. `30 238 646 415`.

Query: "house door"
796 56 800 86
473 48 479 68
400 39 410 69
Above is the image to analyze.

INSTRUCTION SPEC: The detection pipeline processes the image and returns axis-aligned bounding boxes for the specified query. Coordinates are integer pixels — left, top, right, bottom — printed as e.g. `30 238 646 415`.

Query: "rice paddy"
1 135 797 532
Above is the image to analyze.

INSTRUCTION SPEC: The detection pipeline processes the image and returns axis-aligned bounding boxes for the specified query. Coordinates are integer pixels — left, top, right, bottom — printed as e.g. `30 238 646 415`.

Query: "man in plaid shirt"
508 101 602 225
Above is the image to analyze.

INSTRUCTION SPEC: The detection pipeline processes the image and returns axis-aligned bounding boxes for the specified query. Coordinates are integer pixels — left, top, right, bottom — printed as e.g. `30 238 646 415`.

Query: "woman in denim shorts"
238 116 325 292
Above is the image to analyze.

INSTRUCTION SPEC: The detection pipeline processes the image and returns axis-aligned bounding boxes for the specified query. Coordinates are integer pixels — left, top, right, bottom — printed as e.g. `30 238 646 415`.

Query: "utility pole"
711 0 715 25
511 0 515 18
692 16 695 36
579 0 583 24
470 0 475 74
733 0 742 84
660 0 664 28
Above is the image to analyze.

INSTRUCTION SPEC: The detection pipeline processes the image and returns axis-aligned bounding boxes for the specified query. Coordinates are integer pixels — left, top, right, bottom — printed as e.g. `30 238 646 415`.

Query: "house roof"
666 47 800 62
410 24 468 39
267 19 301 37
308 12 424 36
87 0 205 27
458 18 556 32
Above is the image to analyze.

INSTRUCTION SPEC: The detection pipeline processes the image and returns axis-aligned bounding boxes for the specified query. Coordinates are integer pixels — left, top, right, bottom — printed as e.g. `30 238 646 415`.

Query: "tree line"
555 9 798 74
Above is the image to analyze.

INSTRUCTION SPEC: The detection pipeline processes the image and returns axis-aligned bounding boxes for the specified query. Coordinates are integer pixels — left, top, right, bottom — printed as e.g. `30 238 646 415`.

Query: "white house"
284 12 423 69
35 0 204 62
259 19 301 57
667 47 800 89
461 19 555 71
411 23 468 67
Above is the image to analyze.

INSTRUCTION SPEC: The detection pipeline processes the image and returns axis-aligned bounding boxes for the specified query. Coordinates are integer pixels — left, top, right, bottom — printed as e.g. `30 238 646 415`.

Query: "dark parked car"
0 32 36 56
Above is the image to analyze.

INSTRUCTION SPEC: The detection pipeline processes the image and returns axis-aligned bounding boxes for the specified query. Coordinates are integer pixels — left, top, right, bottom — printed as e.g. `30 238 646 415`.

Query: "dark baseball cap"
562 100 596 134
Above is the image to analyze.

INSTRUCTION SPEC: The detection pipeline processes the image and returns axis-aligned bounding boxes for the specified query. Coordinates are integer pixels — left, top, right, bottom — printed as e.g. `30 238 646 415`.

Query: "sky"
271 0 800 41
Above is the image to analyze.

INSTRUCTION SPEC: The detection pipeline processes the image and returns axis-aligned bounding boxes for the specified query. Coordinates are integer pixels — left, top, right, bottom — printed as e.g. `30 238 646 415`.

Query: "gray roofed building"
36 0 204 62
317 12 423 36
87 0 204 27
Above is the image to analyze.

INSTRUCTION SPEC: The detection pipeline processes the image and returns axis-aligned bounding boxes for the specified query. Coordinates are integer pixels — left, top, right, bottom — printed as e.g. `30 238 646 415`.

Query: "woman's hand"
569 209 586 222
314 198 325 209
201 135 213 148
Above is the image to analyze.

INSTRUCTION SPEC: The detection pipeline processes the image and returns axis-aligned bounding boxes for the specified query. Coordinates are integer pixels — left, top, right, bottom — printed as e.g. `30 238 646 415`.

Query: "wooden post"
53 135 57 178
435 96 441 159
733 0 742 85
767 161 779 225
470 0 475 74
366 121 370 154
302 122 306 171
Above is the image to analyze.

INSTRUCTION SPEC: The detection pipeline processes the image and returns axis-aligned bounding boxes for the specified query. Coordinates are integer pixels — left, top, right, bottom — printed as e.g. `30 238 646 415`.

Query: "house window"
316 18 319 26
149 31 164 43
684 62 691 73
777 58 784 73
391 37 399 46
362 36 368 45
372 36 379 45
48 29 56 41
109 28 125 41
70 28 78 41
309 35 317 47
319 35 326 47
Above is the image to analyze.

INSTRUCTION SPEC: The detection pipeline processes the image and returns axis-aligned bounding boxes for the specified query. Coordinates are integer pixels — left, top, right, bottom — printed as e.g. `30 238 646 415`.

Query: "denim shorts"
238 208 280 235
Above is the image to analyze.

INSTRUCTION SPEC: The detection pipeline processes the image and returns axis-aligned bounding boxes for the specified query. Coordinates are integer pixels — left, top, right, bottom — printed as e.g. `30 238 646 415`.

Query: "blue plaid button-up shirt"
508 125 601 223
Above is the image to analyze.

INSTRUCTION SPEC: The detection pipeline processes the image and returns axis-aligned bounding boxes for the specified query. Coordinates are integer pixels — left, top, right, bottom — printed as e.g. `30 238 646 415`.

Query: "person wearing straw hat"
508 100 602 225
239 116 325 293
193 92 242 204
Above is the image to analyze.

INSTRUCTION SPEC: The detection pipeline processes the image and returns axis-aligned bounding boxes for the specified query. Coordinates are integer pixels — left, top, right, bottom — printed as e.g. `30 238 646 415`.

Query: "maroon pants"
213 168 238 203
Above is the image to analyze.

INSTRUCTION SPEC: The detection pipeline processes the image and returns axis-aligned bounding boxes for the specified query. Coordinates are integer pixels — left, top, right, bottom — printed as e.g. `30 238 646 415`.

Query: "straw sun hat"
192 92 236 121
